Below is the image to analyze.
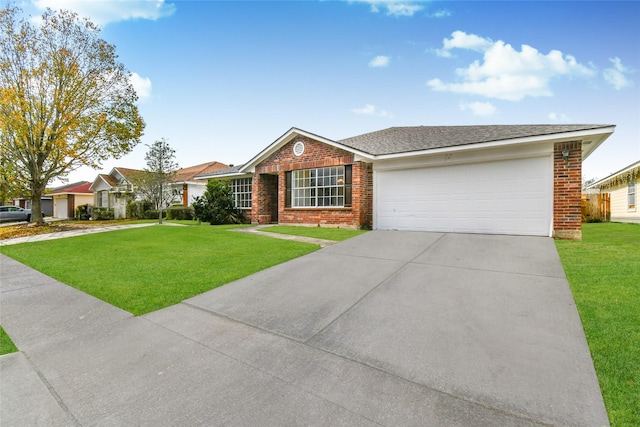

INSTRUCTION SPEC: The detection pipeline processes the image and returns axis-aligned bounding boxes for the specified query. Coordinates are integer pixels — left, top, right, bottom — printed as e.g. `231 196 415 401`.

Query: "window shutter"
344 165 352 207
285 171 292 208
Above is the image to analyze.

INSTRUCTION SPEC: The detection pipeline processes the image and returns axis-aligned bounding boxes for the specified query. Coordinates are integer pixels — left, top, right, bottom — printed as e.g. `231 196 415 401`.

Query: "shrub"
167 206 194 220
192 179 246 225
75 204 91 220
92 207 114 220
127 200 152 219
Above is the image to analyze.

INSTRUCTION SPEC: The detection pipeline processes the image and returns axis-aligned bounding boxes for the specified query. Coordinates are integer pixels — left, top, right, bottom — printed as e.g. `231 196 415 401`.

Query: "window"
98 191 108 207
629 181 636 210
231 178 252 209
286 165 352 208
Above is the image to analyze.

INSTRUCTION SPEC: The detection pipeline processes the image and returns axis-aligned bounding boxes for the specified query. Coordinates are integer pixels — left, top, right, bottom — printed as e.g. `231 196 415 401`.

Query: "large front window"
231 178 252 209
287 166 352 208
629 181 636 210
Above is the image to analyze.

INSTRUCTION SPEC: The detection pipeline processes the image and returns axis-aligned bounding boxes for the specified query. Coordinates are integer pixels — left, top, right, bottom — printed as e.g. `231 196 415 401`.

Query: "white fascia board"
89 175 112 191
240 127 374 173
371 126 616 162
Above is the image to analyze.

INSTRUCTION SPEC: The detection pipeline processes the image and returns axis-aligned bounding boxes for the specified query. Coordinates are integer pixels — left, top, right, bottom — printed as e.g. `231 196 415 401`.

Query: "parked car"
0 206 32 223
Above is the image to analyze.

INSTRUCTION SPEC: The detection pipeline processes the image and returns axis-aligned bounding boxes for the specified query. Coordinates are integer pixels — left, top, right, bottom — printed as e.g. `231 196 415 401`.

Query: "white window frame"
231 178 252 209
628 181 636 211
292 166 345 208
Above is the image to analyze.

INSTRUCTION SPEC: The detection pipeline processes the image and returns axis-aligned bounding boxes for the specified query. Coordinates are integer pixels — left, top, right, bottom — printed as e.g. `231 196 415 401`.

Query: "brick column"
553 141 582 240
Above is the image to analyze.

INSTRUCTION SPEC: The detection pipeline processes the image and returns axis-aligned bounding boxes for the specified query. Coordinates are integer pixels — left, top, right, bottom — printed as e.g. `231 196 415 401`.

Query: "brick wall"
553 141 582 240
252 136 373 228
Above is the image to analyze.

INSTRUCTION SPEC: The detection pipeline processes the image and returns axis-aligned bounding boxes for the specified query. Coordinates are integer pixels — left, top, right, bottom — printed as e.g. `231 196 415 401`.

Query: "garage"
375 156 553 236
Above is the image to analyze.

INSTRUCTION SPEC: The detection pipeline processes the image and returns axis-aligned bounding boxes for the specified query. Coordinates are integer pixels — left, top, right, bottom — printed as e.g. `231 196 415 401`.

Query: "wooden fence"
582 193 610 222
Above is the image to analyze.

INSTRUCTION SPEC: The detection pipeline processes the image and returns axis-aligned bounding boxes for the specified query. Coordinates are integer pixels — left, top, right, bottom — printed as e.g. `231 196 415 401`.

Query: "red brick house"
198 125 614 239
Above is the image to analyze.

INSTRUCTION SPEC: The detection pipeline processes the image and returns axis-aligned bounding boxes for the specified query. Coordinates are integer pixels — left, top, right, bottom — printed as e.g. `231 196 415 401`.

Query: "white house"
89 167 141 219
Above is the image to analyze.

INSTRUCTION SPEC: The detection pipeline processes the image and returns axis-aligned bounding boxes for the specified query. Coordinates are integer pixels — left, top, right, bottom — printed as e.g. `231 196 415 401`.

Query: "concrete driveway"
0 231 608 426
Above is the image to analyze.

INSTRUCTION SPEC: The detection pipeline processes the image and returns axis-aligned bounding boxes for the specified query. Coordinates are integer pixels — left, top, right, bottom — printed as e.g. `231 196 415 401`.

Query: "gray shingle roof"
338 124 613 155
195 164 245 179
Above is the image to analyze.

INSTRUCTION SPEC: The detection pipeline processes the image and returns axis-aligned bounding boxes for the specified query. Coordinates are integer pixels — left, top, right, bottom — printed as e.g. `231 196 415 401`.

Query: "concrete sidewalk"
0 231 608 426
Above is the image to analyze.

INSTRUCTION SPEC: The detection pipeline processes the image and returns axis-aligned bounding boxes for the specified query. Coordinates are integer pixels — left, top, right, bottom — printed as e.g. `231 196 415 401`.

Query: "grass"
0 224 318 316
555 223 639 427
0 326 19 355
260 225 368 241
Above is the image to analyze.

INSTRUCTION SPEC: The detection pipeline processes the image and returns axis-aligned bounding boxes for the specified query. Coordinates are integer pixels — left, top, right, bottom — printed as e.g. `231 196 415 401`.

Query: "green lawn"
556 223 639 427
0 225 318 316
260 225 368 241
0 326 19 355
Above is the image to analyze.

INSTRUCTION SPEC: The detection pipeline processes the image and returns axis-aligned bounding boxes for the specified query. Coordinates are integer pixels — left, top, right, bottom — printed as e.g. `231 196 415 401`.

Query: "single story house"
50 181 93 219
171 161 229 206
587 160 639 224
90 162 228 218
90 167 141 219
198 124 615 239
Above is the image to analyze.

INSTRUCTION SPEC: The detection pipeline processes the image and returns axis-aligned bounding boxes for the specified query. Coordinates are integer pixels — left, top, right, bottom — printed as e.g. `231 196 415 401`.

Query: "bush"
92 207 114 220
144 209 167 220
192 179 246 225
76 204 91 220
127 200 152 219
167 206 194 220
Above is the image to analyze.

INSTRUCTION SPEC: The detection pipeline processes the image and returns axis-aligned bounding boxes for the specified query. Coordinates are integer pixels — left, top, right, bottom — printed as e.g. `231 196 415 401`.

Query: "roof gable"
240 127 372 173
173 161 228 182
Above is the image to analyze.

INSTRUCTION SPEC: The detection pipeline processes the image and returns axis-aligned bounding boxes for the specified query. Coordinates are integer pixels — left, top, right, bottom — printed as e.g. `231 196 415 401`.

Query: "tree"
134 139 178 224
192 180 245 225
0 7 145 223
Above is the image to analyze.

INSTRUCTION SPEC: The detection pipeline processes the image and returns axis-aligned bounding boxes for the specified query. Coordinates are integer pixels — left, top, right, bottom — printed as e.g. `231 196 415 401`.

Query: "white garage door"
375 156 552 236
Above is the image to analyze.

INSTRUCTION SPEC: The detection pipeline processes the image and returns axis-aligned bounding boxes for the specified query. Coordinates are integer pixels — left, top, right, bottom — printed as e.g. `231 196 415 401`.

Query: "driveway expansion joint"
21 351 82 426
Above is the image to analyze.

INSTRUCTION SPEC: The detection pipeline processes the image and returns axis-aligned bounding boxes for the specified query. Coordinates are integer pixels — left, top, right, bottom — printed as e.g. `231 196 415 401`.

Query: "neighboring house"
10 197 53 217
50 182 93 219
197 125 615 239
89 163 228 219
171 161 229 206
90 167 142 219
587 160 639 224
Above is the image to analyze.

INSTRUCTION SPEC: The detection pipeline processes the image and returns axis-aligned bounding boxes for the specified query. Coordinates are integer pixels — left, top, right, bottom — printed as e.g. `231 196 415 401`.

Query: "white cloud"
32 0 176 26
369 55 390 67
129 72 152 101
430 9 451 18
436 30 492 57
548 112 571 122
603 57 634 90
459 101 496 117
428 31 595 101
351 1 424 17
350 104 394 118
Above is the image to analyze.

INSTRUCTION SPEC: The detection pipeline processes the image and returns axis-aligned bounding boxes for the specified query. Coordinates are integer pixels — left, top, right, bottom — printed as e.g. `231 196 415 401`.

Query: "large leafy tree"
0 6 145 223
135 139 178 223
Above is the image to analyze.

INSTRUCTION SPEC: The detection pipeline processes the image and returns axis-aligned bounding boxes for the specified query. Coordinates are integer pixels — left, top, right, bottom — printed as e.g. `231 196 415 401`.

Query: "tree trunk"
31 186 44 224
158 182 163 224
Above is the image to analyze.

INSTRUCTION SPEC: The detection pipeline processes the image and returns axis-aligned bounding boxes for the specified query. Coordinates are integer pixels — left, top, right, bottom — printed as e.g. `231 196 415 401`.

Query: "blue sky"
18 0 639 184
